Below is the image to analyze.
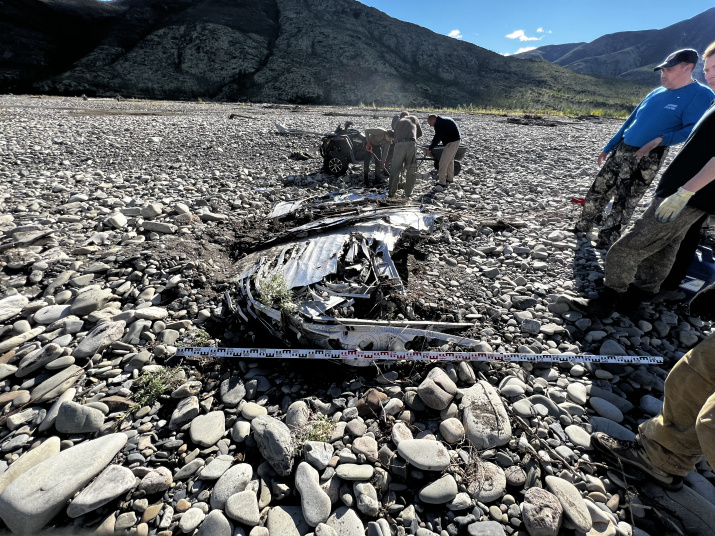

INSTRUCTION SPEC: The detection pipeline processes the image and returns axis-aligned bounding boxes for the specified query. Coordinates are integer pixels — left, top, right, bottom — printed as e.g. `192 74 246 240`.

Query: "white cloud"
448 29 463 39
505 29 540 42
537 27 544 33
514 46 537 54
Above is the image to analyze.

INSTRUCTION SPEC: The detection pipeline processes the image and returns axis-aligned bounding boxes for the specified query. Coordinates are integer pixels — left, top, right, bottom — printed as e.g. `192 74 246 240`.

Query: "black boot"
570 287 623 317
615 285 657 317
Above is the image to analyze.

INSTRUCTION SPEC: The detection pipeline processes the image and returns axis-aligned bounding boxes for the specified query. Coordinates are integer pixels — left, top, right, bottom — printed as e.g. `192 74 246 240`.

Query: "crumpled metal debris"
232 201 485 355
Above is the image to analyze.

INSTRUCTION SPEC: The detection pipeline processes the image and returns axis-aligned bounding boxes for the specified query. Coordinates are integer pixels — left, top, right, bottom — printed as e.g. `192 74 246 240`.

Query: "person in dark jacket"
427 115 461 187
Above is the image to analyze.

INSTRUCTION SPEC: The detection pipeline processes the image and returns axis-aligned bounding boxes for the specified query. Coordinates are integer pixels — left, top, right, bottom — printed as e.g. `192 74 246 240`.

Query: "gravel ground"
0 95 713 536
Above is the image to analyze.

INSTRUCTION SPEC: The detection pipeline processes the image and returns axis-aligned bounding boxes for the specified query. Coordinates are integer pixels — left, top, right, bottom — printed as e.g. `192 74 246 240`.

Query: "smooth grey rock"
138 466 172 494
190 410 225 447
295 462 331 526
467 461 506 503
461 381 511 449
196 509 232 536
589 417 636 441
439 417 465 444
286 400 309 429
417 367 458 410
0 437 60 494
6 406 45 431
467 520 506 536
30 365 83 403
199 454 234 480
545 475 591 532
210 463 253 510
16 343 63 377
304 441 334 470
72 321 125 358
38 387 76 432
335 464 374 481
267 505 310 536
567 382 587 405
590 397 624 423
564 425 592 449
179 507 206 532
419 474 458 504
69 288 113 316
599 340 627 356
397 439 450 471
642 483 715 536
55 401 105 433
0 326 45 354
174 458 205 480
353 481 379 517
220 376 246 407
0 433 127 536
67 465 136 517
252 415 294 476
33 305 71 325
0 294 28 323
521 487 562 536
326 507 365 536
226 490 260 526
168 395 199 429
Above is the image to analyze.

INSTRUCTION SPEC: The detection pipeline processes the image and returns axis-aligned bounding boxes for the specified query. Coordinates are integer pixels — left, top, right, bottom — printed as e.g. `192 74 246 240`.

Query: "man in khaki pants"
427 114 461 187
593 328 715 490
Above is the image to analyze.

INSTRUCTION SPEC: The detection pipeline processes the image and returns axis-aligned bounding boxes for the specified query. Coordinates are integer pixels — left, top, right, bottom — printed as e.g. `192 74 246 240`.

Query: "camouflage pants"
575 142 668 245
604 198 707 294
639 333 715 476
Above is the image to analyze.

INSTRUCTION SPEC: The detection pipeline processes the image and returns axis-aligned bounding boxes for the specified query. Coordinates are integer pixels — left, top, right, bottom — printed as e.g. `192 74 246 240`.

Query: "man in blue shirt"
574 49 714 248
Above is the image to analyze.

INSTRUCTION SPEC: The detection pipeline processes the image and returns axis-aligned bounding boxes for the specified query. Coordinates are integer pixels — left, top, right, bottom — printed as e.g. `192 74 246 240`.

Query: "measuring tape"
176 347 662 365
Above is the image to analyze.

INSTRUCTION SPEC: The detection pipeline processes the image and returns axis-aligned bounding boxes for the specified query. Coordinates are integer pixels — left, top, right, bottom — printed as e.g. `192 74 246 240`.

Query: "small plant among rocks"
257 273 296 312
291 412 334 456
130 367 184 413
178 329 213 347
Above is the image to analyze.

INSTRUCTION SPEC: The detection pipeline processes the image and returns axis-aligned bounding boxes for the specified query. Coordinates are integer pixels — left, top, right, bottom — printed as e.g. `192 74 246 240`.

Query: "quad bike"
319 122 369 176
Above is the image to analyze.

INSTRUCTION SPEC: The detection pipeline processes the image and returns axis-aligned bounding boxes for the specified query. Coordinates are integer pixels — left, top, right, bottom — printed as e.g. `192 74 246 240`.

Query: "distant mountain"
516 8 715 85
0 0 649 111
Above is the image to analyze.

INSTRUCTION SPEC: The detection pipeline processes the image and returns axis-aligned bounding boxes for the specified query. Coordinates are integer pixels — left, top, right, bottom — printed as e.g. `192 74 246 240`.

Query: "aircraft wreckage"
230 191 486 353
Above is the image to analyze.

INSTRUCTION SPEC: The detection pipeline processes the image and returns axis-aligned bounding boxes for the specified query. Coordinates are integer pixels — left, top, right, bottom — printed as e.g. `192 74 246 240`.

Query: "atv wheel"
454 160 462 176
326 156 348 176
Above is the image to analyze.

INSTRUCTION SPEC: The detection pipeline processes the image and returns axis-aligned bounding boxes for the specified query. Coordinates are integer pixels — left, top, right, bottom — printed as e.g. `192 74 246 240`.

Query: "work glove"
689 283 715 321
654 188 694 222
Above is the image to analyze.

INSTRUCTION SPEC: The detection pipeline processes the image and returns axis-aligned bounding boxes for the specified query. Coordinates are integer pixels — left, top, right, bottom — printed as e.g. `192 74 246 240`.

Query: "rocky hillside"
516 8 715 85
0 0 648 110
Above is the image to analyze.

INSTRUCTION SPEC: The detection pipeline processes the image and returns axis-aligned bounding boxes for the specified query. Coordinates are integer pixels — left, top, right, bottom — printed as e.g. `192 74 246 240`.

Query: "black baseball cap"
654 49 699 71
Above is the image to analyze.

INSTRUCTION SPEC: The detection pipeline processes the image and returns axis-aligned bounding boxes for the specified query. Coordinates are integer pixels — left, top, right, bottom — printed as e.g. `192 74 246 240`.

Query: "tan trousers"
389 141 417 198
639 333 715 476
437 140 460 185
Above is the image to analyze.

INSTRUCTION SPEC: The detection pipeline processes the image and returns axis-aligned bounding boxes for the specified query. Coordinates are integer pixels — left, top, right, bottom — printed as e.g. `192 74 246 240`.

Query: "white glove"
654 188 694 222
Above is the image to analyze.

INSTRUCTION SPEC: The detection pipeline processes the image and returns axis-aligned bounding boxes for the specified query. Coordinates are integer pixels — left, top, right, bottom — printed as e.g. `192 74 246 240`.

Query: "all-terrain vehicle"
319 122 368 176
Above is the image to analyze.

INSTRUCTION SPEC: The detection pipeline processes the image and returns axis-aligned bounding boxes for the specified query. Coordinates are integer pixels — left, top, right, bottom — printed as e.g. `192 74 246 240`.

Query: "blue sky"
357 1 714 56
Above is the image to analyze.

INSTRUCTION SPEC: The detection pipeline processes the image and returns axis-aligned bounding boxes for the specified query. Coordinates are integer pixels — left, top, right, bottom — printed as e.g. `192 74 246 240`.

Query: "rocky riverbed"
0 95 713 536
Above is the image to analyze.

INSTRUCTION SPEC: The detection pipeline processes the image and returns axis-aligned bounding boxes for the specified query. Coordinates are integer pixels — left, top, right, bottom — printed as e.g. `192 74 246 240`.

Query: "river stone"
295 462 331 526
353 481 379 517
33 305 71 325
196 509 232 536
267 505 310 536
419 474 458 504
0 433 127 535
326 507 365 536
286 400 310 429
241 401 268 419
30 365 83 403
467 521 506 536
179 507 206 532
0 326 45 354
168 396 199 429
226 490 260 526
461 381 511 449
335 464 374 480
468 461 506 503
352 436 378 462
252 415 294 476
0 294 28 322
67 465 136 518
174 459 205 480
220 376 246 407
567 383 587 405
16 343 62 377
589 417 636 441
397 439 450 471
55 401 105 433
564 425 592 449
589 397 624 423
0 436 60 494
439 417 465 444
417 367 458 410
190 410 225 447
304 441 334 470
69 288 113 316
545 475 592 532
72 320 125 358
199 454 234 480
521 487 562 536
210 463 253 509
138 467 172 494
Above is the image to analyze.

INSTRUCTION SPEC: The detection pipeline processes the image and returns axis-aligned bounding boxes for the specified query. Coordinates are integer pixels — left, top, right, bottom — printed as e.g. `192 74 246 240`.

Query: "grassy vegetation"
130 367 184 413
257 273 297 313
291 412 334 456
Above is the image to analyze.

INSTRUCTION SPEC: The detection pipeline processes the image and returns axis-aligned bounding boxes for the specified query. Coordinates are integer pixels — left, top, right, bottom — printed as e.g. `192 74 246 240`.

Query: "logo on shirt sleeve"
664 104 678 110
